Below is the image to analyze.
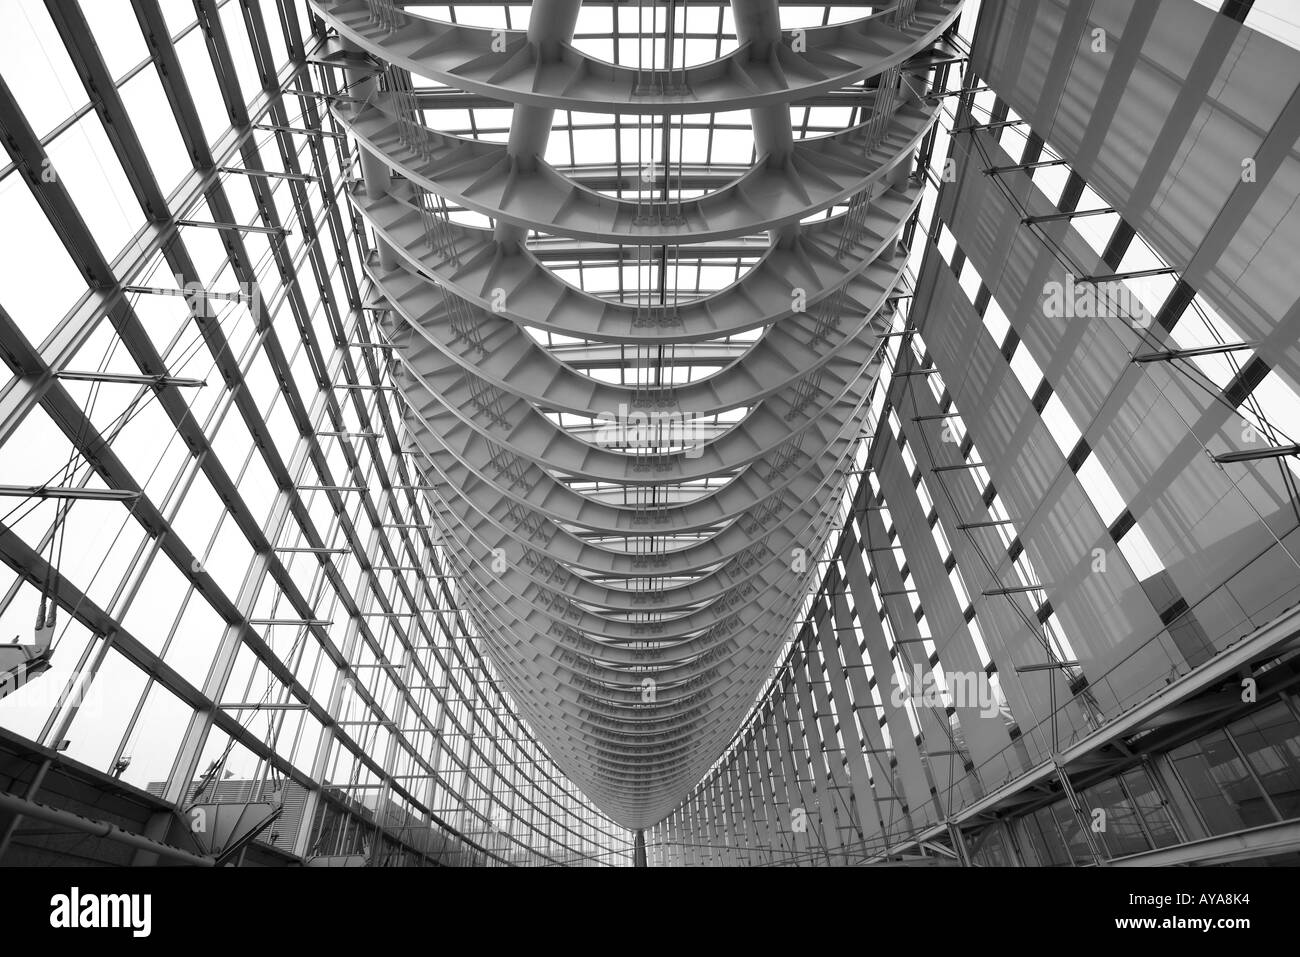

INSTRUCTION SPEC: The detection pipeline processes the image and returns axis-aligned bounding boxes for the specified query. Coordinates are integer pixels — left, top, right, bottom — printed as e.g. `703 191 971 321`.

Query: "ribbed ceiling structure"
314 0 963 826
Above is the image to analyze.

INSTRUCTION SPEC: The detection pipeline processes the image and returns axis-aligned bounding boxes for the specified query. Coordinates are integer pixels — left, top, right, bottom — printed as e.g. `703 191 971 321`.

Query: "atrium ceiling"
5 0 1298 867
316 0 967 826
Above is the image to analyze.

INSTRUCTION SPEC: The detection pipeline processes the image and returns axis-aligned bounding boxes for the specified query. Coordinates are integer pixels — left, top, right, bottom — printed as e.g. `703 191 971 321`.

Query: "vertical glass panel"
119 681 191 789
64 643 149 773
76 0 149 81
119 67 194 196
1049 799 1094 864
0 1 88 138
1121 766 1180 849
1019 806 1071 868
1228 701 1300 820
174 27 229 146
44 113 142 260
1082 776 1149 857
1171 730 1277 835
0 174 86 343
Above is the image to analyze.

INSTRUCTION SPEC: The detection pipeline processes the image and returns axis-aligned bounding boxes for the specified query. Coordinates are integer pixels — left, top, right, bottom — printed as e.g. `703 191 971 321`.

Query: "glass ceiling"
312 0 977 825
8 0 1186 857
4 0 1298 864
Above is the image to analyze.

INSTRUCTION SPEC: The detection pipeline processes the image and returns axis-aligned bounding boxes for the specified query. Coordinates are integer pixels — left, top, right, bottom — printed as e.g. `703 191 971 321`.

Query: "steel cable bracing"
314 0 965 825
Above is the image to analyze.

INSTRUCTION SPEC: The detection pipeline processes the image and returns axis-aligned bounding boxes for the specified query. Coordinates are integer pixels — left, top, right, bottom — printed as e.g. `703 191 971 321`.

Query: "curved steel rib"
333 0 961 825
312 0 961 113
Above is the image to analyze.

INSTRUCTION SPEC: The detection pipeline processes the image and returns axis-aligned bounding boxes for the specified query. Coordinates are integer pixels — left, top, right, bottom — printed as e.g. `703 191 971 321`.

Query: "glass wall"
0 0 628 866
653 0 1300 866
